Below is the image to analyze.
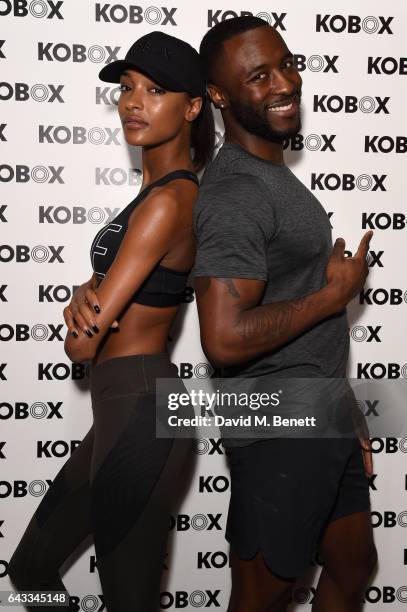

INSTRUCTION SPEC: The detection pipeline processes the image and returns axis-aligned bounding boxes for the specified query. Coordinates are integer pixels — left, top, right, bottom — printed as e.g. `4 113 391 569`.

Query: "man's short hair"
200 16 270 83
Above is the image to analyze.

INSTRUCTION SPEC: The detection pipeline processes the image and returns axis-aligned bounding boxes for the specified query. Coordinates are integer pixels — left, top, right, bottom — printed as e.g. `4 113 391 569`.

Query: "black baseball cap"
99 31 206 98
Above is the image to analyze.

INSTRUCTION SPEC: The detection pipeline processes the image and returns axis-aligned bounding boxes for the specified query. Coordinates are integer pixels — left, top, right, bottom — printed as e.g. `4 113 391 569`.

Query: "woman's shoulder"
128 176 198 230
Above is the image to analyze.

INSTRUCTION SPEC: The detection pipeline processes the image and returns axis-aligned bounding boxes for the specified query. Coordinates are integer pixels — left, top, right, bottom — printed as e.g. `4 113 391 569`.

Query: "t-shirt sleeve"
192 174 274 280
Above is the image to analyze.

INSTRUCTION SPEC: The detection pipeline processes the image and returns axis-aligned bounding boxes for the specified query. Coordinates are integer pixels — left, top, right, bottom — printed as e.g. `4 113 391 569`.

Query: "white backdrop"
1 0 407 609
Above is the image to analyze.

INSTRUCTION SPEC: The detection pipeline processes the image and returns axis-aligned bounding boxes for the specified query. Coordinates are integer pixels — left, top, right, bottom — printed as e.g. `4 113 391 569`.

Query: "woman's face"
117 69 200 147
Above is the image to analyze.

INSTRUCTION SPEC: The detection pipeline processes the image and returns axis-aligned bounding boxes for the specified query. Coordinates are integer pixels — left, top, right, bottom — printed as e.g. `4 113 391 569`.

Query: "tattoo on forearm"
235 297 306 341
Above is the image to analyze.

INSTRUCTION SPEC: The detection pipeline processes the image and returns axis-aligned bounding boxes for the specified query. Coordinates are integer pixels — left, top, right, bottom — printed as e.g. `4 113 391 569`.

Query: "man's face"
215 26 303 142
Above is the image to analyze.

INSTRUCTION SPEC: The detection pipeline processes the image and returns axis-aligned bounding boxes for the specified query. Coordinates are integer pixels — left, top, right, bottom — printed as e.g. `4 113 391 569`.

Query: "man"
192 17 377 612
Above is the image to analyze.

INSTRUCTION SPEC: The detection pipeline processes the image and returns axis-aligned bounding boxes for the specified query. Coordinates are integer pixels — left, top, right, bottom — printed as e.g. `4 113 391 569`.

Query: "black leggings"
8 353 193 611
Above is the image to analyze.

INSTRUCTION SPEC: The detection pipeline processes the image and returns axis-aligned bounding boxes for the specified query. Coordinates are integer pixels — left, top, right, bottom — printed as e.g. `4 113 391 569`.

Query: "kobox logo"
39 125 121 145
0 479 52 498
292 584 407 606
359 288 407 305
0 0 63 19
95 4 177 25
0 205 6 222
364 586 407 604
365 136 406 153
0 165 64 183
313 95 389 114
176 363 213 379
38 42 120 63
370 437 407 454
345 249 383 267
372 512 407 528
208 10 286 29
0 40 5 58
38 363 89 380
293 54 339 73
96 167 141 186
362 212 406 229
311 173 386 191
39 285 79 302
0 82 64 102
316 14 393 35
199 475 230 493
0 124 6 141
95 85 120 105
169 513 222 532
193 439 224 455
160 590 221 609
0 364 7 381
0 244 64 263
357 363 407 379
0 285 7 301
214 130 225 150
198 552 230 569
0 323 64 341
350 325 382 342
67 596 105 610
39 206 120 225
37 440 81 458
0 401 63 420
284 134 336 152
368 57 407 74
368 474 377 490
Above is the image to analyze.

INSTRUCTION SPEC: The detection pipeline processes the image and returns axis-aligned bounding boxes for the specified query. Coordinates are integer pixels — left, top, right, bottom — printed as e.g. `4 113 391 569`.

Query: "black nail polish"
94 305 100 313
85 329 93 338
92 325 99 333
71 330 78 338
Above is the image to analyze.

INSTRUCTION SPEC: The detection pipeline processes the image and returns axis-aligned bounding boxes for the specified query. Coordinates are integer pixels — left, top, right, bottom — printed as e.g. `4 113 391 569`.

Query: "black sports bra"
89 169 199 307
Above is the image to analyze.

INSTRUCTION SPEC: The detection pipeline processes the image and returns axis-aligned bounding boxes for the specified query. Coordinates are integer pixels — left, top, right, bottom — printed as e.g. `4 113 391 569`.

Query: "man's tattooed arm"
194 276 340 367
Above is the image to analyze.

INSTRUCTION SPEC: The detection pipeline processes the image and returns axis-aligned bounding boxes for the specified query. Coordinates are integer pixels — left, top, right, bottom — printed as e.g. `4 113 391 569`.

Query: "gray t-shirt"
192 141 349 381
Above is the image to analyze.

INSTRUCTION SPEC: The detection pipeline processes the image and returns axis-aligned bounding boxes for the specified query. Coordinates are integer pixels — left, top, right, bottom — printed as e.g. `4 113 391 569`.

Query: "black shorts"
225 437 371 579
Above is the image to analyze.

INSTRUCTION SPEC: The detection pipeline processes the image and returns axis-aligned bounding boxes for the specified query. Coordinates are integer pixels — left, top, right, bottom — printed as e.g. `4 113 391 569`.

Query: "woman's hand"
63 275 119 338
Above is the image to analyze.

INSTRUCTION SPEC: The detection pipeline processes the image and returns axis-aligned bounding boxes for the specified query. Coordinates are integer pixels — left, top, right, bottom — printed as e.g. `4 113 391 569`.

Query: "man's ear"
185 96 203 122
207 83 228 110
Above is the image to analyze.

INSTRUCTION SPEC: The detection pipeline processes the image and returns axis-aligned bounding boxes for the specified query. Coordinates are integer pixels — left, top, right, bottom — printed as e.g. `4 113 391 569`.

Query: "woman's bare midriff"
92 301 179 367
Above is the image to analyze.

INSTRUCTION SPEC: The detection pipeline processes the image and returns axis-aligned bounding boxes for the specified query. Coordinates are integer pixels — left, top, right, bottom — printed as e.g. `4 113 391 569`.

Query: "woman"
8 31 214 611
